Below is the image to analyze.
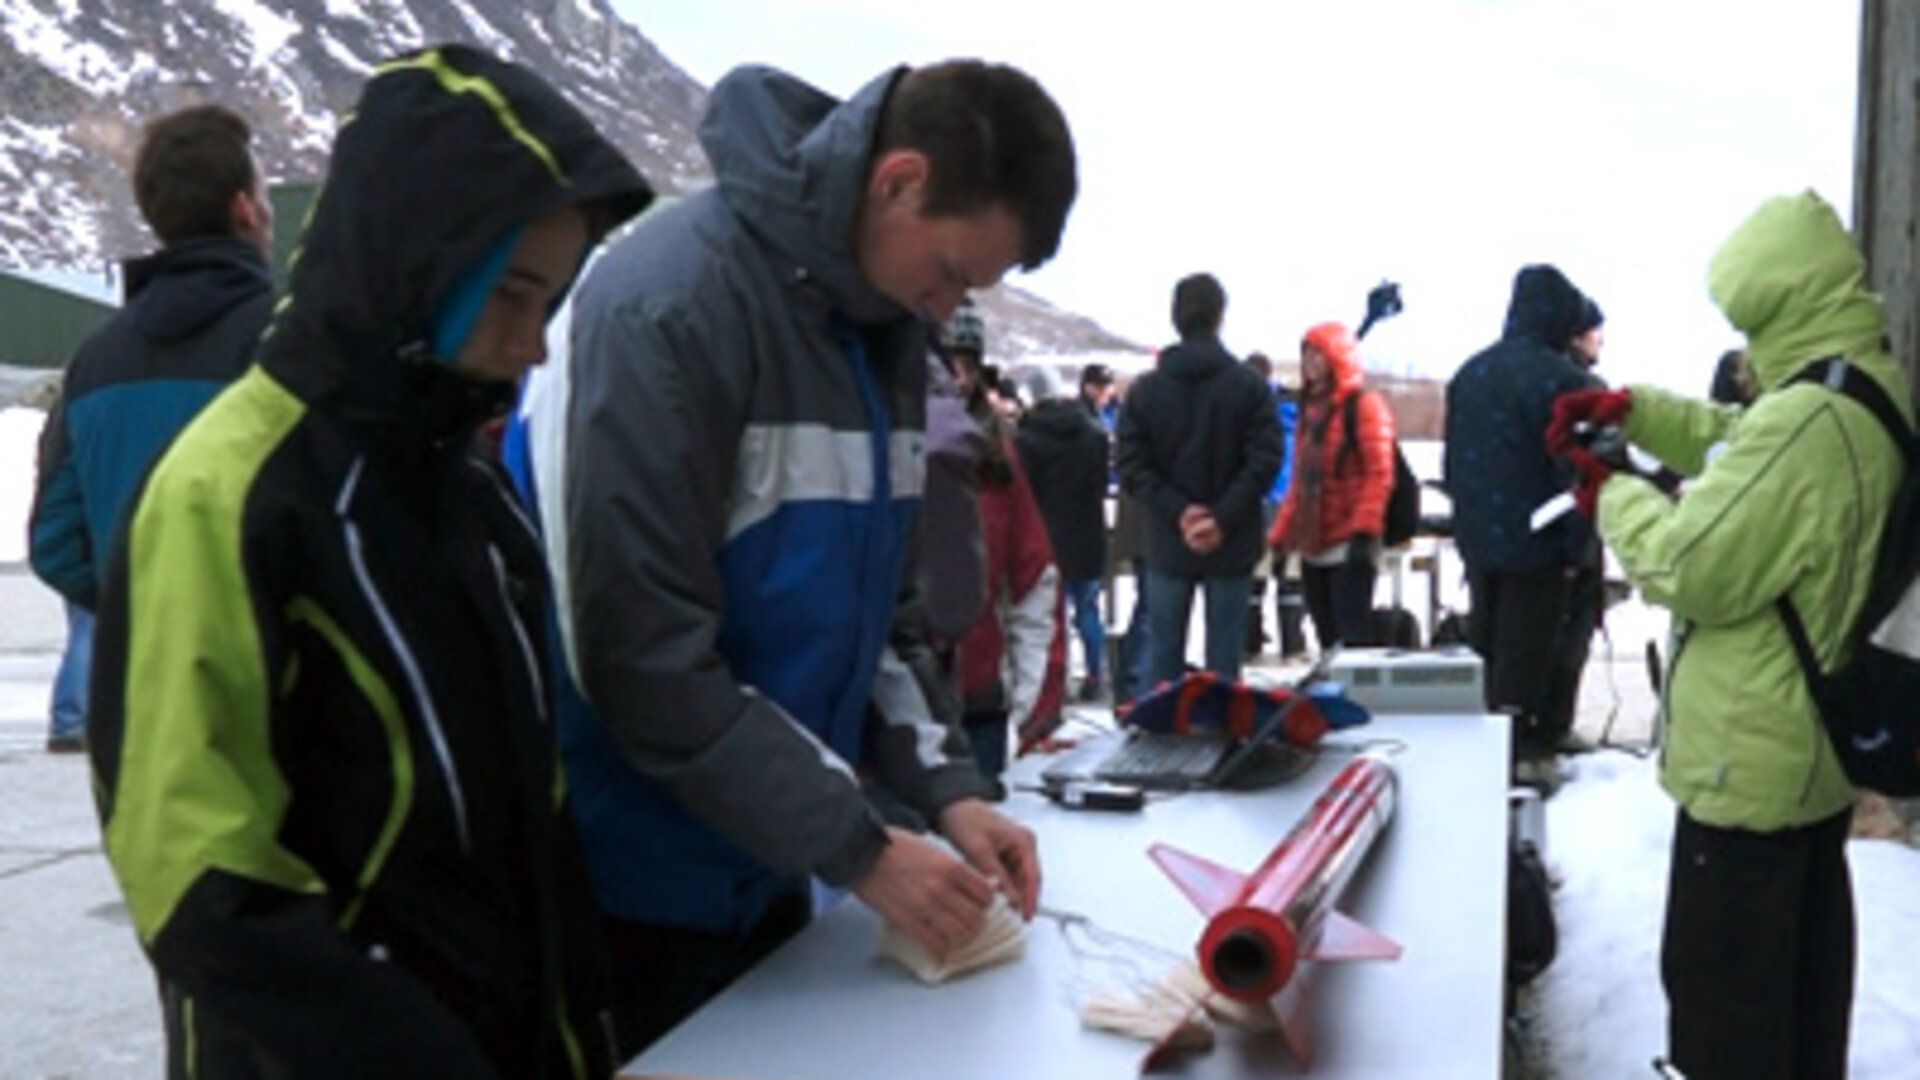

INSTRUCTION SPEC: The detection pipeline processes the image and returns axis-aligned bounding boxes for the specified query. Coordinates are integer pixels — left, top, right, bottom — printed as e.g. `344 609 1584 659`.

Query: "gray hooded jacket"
527 64 990 932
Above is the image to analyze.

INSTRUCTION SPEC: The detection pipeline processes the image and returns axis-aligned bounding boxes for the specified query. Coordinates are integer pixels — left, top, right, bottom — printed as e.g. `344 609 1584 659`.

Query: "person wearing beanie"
1443 264 1606 786
1571 296 1605 369
1078 360 1117 426
918 299 992 649
85 45 653 1077
1116 272 1281 684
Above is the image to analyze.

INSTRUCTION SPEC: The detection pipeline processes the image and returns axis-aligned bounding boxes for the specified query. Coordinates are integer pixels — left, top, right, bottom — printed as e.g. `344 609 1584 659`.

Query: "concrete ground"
0 560 1665 1078
0 565 166 1077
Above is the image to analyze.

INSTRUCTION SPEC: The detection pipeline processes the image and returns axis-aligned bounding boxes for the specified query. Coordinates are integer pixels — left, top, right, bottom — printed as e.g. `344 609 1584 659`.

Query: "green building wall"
0 181 317 371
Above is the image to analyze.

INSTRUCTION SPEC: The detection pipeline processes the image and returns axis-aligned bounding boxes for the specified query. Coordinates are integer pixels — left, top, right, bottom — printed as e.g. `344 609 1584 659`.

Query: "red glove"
1565 444 1613 517
1544 387 1633 455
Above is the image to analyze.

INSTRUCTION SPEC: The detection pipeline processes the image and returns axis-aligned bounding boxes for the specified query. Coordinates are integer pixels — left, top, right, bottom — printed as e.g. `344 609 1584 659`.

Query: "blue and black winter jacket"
29 237 271 607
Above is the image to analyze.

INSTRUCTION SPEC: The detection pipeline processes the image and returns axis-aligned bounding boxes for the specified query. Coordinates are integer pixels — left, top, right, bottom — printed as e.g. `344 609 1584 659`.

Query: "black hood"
123 237 272 343
259 44 653 443
1500 264 1589 351
1022 397 1101 445
1156 337 1237 382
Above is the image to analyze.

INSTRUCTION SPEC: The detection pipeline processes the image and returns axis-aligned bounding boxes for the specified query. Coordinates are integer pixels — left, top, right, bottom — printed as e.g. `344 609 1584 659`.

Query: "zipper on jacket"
488 543 549 726
337 457 473 853
474 463 550 725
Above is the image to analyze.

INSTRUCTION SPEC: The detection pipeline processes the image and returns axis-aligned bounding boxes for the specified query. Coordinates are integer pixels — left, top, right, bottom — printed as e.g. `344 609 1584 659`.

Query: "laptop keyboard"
1097 732 1231 783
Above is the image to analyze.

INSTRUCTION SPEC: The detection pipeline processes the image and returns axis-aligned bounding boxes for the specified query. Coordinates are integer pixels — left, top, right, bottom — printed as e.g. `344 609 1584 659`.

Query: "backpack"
1340 390 1421 548
1774 355 1920 797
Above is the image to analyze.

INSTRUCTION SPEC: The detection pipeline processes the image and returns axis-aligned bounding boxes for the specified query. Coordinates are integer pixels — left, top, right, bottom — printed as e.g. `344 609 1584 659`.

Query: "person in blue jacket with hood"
511 58 1078 1054
29 103 275 754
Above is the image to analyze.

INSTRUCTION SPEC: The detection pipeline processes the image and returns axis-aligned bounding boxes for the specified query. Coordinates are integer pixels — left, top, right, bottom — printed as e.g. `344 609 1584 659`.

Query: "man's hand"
851 826 997 961
1180 504 1222 555
938 798 1041 919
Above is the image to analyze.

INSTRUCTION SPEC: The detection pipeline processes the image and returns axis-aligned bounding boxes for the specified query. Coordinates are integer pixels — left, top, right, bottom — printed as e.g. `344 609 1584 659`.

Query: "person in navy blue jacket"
28 103 274 753
1442 265 1605 771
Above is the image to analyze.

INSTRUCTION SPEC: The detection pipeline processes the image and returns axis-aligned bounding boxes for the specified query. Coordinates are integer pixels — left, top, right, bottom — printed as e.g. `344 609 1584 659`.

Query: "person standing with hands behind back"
86 45 653 1078
1117 272 1281 684
1547 191 1906 1080
1267 321 1396 650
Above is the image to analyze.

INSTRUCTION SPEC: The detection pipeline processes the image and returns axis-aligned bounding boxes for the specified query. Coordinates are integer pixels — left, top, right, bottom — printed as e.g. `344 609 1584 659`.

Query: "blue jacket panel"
29 238 271 607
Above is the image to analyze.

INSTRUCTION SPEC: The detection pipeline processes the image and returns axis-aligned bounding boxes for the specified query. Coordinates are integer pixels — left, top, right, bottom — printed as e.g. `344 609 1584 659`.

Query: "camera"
1572 421 1631 468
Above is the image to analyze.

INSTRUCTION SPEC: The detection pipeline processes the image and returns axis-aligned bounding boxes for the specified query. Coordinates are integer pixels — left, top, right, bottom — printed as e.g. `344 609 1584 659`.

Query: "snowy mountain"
0 0 1139 359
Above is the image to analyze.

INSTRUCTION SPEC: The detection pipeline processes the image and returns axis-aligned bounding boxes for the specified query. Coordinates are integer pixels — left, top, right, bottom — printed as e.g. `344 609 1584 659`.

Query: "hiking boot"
1555 730 1598 755
1076 677 1106 703
45 735 86 755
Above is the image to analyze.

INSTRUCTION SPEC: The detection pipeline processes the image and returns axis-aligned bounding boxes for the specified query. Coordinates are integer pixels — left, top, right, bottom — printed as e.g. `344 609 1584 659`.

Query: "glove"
1346 532 1380 569
1564 445 1614 517
1544 387 1633 456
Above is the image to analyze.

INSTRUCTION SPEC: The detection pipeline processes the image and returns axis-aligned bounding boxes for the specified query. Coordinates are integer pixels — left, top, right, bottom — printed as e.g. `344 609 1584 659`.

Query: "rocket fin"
1269 971 1314 1067
1138 1003 1211 1074
1306 911 1403 962
1147 843 1246 918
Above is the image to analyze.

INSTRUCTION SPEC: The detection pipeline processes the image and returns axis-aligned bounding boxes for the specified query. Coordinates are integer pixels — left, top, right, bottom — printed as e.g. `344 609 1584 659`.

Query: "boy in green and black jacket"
87 45 652 1079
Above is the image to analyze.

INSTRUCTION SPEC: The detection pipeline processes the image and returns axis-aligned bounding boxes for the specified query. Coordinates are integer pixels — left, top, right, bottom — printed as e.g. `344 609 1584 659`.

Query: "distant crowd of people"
25 38 1898 1080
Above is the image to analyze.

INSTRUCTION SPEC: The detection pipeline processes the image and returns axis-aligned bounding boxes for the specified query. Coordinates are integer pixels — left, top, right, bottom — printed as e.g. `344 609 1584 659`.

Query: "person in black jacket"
1443 264 1605 774
28 104 275 754
1017 367 1112 700
86 45 653 1079
1116 272 1282 684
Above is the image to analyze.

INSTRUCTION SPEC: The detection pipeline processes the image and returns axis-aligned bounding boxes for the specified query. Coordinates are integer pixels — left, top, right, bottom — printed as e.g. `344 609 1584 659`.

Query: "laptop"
1041 653 1336 793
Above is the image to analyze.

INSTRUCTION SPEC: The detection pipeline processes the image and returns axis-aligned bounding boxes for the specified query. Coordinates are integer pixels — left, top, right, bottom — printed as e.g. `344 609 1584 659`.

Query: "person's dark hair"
1709 348 1754 406
876 60 1077 270
1172 273 1226 339
1246 351 1273 379
1079 362 1115 390
133 104 259 245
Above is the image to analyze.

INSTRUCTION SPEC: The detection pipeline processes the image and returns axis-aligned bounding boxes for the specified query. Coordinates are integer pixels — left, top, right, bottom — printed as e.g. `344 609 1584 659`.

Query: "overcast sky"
614 1 1861 392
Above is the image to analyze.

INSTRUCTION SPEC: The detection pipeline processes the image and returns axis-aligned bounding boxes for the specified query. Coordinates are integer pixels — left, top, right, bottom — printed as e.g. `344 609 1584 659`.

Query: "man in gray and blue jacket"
512 58 1078 1054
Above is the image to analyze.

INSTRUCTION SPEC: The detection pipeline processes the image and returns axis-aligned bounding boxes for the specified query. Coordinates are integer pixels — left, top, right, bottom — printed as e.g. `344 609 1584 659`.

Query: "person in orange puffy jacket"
1267 322 1396 649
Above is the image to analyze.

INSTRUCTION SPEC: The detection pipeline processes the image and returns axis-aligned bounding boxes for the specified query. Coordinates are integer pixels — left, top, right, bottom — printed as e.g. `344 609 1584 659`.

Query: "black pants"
1465 563 1598 751
1661 808 1855 1080
603 886 812 1059
1302 561 1376 649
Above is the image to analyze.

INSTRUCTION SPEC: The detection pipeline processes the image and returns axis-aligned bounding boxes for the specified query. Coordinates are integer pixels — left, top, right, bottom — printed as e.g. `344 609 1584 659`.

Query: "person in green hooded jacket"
88 45 653 1078
1548 190 1909 1080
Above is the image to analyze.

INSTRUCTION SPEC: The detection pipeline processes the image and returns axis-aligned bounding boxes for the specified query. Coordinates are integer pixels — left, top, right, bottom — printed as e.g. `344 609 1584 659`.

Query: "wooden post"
1855 0 1920 400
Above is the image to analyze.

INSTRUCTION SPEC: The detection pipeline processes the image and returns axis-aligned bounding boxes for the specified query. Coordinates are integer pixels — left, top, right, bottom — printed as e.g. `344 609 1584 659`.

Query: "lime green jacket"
1598 191 1912 830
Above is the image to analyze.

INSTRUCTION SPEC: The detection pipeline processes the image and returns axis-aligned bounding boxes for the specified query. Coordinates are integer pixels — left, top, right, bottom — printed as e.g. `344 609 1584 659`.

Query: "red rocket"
1149 753 1401 1067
